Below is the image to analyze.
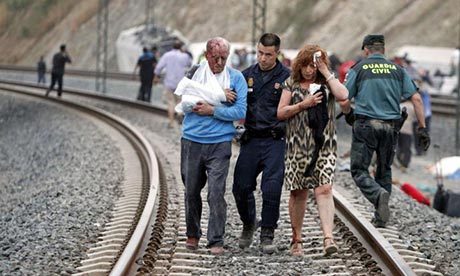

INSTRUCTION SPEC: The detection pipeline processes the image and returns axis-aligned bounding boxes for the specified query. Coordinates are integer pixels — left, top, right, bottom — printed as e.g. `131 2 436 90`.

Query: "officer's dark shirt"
242 60 290 134
137 52 156 82
51 52 71 75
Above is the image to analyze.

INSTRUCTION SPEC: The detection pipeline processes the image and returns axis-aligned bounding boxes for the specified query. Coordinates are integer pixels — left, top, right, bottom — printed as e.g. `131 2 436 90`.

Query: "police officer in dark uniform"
134 47 157 102
232 33 290 253
46 44 71 97
340 34 430 227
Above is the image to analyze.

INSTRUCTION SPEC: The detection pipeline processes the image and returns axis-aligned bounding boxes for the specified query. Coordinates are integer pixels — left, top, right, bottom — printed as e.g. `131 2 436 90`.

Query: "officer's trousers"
350 118 396 220
138 79 153 102
233 137 285 229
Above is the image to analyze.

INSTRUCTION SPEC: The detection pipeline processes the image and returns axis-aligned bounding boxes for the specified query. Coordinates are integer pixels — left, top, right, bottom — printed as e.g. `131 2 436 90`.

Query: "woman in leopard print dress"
277 45 348 256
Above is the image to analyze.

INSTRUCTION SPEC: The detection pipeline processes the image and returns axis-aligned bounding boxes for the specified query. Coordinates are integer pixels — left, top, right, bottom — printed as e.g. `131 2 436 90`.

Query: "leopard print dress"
283 78 337 191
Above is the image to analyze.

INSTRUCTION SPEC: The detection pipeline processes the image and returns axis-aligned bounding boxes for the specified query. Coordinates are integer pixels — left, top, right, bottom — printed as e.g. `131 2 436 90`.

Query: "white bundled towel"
174 60 229 113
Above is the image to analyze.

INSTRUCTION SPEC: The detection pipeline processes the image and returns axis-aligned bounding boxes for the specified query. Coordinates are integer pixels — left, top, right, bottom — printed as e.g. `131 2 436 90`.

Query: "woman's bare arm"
277 89 322 121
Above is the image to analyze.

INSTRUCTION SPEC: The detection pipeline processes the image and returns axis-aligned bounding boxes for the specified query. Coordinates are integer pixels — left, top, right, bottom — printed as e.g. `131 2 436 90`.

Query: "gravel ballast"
0 92 123 275
1 73 459 275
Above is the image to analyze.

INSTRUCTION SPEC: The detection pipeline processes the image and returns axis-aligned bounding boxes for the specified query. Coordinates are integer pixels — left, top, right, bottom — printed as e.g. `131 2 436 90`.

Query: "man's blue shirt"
182 66 247 144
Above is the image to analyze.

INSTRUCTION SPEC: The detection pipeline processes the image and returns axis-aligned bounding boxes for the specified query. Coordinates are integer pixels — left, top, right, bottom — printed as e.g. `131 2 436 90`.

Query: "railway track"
0 83 162 275
1 65 459 117
0 65 137 81
0 81 444 275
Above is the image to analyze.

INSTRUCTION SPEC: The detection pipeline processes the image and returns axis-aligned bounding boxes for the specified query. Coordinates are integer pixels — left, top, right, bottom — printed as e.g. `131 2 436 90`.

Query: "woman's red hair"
291 44 330 84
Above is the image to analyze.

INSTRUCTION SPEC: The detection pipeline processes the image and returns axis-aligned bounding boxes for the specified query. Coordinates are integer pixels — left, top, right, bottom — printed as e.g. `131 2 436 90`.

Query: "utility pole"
456 18 460 155
96 0 109 93
252 0 267 49
456 45 460 155
145 0 151 33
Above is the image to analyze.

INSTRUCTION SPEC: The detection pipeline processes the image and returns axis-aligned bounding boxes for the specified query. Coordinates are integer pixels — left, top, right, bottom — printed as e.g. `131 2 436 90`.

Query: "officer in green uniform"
339 34 430 227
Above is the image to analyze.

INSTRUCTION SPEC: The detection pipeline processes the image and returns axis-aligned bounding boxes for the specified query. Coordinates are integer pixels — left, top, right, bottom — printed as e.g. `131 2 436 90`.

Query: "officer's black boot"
238 223 256 249
260 227 276 254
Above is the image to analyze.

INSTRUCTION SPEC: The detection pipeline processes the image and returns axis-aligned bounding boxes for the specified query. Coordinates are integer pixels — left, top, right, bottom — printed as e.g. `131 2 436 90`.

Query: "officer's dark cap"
361 34 385 50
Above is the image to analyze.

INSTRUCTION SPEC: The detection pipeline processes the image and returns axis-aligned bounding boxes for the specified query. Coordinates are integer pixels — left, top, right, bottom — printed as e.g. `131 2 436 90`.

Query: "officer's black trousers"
350 118 396 221
233 137 285 229
138 79 153 102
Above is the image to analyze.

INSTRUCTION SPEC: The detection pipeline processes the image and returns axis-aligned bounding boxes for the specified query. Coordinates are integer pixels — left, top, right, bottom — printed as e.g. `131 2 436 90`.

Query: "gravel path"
0 92 124 275
73 97 460 275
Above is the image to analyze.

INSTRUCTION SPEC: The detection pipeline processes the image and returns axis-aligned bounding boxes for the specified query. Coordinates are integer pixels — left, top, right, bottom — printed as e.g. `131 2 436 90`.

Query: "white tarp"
428 156 460 178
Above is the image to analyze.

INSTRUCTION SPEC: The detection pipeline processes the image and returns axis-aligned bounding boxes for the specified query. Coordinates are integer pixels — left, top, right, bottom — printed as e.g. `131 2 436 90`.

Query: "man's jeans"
233 137 285 229
180 138 231 247
350 118 396 217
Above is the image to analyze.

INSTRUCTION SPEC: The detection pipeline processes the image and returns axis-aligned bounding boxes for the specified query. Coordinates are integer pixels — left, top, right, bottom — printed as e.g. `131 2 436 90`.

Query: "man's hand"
224 89 237 103
192 101 214 116
417 127 431 151
153 76 161 84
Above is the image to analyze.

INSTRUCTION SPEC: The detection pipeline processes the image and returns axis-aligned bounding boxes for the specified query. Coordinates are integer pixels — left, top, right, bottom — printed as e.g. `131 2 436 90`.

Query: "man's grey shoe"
238 224 256 249
260 238 276 254
377 189 390 223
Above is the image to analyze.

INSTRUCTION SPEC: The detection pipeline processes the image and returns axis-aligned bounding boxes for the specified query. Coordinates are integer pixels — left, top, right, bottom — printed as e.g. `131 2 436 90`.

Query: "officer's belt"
355 114 397 124
247 128 283 139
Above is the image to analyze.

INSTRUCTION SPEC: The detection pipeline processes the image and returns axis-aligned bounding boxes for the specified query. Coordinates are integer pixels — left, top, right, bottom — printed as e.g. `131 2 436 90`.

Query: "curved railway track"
0 83 162 275
0 81 445 275
1 65 459 117
0 65 136 81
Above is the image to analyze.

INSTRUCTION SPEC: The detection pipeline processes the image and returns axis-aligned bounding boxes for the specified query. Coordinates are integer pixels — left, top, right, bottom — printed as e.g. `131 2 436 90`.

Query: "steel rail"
0 79 167 116
333 191 415 276
0 64 136 80
0 83 160 275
